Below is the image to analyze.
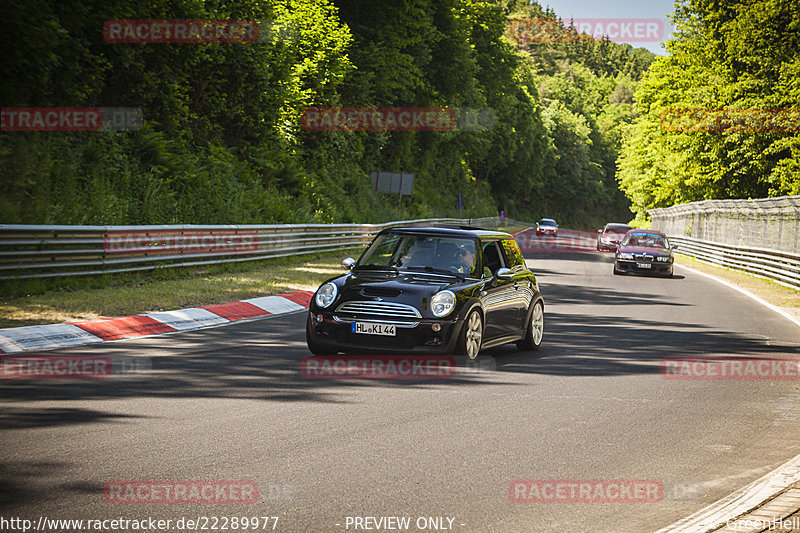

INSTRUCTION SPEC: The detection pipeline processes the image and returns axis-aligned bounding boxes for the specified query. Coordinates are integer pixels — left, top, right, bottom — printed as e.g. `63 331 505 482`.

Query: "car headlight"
430 290 456 318
656 255 670 262
618 253 633 260
315 282 338 308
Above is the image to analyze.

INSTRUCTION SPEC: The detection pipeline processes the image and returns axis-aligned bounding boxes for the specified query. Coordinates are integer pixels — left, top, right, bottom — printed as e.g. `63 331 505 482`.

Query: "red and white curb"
0 291 312 354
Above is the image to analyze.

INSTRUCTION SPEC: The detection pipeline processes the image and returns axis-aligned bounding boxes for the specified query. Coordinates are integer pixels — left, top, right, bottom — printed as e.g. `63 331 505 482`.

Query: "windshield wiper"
404 266 465 280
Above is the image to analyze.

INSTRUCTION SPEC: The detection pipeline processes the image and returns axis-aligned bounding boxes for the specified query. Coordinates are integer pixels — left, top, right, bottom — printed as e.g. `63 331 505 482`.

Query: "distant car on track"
306 226 545 359
597 223 632 252
535 218 558 237
613 229 676 277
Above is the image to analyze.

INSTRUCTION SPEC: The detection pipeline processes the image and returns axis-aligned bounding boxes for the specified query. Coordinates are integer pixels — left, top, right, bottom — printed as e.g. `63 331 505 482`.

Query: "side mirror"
495 267 514 280
341 257 356 270
671 244 678 250
597 229 603 233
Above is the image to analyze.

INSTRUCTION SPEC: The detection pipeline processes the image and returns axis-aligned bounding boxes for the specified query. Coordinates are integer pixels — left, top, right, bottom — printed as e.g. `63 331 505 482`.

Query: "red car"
613 229 676 277
596 223 631 252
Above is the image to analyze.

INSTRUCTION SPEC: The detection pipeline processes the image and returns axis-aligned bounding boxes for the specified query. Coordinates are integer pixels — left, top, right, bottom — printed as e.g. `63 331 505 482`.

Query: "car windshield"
538 219 556 226
622 233 668 249
358 233 478 277
604 225 630 235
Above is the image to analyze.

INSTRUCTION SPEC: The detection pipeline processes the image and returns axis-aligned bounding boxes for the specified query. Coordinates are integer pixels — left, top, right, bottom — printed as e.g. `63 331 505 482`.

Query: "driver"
453 244 475 275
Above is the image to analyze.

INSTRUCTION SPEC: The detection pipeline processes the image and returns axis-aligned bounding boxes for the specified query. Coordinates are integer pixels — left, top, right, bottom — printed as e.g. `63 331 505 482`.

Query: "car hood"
618 245 670 254
341 269 463 300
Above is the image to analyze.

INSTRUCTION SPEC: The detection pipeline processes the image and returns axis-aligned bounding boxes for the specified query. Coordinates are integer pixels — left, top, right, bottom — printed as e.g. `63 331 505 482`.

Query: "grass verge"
496 225 529 234
675 254 800 322
0 248 366 329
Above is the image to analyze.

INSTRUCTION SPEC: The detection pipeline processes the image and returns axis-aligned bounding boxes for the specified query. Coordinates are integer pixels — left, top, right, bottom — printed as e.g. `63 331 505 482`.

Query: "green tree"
617 0 800 221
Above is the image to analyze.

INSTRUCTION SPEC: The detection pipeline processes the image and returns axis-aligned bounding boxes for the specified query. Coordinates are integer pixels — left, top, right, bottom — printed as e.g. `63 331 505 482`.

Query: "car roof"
538 218 556 223
379 226 512 239
604 223 631 229
624 229 667 236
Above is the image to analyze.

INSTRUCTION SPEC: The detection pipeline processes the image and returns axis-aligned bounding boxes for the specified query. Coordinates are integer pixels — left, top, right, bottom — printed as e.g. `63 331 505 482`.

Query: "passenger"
405 238 435 266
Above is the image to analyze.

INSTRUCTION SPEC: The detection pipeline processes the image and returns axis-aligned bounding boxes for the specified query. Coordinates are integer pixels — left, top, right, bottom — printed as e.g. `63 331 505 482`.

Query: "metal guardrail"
649 196 800 291
649 195 800 254
0 217 510 280
669 236 800 291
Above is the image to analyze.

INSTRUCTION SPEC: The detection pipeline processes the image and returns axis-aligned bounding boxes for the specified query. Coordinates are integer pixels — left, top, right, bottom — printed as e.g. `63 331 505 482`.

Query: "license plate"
352 322 396 336
637 263 652 269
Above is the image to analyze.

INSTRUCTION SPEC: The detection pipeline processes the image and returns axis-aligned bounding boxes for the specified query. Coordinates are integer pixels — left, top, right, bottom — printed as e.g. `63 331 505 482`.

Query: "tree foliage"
1 0 656 227
617 0 800 222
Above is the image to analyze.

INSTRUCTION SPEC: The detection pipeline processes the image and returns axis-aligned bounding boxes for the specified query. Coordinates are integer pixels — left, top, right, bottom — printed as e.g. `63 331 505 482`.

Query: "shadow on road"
543 283 689 307
0 312 501 419
497 311 799 376
0 407 142 429
1 253 797 428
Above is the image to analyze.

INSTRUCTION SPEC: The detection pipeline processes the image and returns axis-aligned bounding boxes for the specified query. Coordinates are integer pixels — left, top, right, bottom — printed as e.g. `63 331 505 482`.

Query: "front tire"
457 309 483 360
517 300 544 351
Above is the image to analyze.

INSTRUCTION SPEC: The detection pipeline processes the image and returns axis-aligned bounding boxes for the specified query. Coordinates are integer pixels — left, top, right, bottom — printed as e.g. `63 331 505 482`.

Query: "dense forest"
617 0 800 224
1 0 655 227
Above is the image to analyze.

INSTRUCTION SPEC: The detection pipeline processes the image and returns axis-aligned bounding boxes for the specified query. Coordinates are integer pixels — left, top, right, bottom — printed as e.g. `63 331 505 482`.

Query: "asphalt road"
2 250 800 533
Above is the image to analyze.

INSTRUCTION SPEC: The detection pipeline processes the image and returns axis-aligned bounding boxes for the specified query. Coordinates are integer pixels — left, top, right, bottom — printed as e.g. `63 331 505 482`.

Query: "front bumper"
306 312 463 354
615 260 673 276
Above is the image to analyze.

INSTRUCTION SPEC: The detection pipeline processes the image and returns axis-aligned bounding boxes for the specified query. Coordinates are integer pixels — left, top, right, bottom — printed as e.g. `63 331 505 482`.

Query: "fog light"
431 323 441 332
315 314 323 323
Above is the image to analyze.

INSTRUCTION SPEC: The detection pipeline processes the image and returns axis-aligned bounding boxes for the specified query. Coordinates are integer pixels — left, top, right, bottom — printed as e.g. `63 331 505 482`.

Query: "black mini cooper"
306 226 544 358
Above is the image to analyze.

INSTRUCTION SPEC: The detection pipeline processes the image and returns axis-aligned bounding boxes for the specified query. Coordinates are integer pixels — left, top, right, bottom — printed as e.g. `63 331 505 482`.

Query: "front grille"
634 254 654 262
335 301 422 319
